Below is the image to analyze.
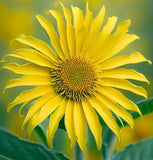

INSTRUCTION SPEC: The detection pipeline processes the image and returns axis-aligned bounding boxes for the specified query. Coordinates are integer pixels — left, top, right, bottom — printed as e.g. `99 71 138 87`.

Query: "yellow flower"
2 2 151 155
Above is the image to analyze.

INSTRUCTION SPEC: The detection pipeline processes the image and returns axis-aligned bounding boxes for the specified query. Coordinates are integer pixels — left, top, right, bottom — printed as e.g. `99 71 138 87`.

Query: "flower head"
2 2 151 155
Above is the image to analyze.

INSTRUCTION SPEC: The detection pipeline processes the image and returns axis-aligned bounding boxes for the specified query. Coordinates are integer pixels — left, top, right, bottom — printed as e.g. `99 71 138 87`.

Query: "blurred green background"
0 0 153 159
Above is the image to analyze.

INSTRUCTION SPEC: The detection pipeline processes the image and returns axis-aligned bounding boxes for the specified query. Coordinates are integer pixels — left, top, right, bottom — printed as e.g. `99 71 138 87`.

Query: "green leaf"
34 125 48 147
0 128 70 160
101 128 117 160
111 138 153 160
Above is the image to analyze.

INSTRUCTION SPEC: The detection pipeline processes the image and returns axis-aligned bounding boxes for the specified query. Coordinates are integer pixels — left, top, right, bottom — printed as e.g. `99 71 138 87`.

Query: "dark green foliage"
111 138 153 160
0 128 70 160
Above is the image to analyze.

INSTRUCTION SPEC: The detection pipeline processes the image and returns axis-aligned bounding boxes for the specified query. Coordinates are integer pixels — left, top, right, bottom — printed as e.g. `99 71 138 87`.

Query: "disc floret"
51 57 97 101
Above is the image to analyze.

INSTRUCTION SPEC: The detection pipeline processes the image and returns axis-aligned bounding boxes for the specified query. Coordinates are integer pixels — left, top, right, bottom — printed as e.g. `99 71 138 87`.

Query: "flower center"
51 58 96 101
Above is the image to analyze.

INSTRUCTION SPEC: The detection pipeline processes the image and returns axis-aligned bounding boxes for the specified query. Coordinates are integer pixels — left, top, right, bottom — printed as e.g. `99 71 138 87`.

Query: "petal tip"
0 59 5 63
140 114 143 119
115 129 121 144
48 141 53 149
86 2 89 11
1 55 8 63
137 108 143 118
136 35 140 40
3 88 6 94
97 141 102 151
45 10 50 15
127 19 131 25
58 1 64 7
13 34 26 43
147 60 152 65
144 94 148 100
21 123 25 131
7 105 12 113
147 80 150 85
102 5 105 10
36 14 41 19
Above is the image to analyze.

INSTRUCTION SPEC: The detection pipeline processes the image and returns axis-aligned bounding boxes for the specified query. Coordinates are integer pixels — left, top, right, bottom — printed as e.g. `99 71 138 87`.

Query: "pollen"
51 57 97 101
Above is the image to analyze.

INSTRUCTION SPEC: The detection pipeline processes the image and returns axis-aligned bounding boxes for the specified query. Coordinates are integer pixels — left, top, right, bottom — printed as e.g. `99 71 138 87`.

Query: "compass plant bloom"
2 2 151 155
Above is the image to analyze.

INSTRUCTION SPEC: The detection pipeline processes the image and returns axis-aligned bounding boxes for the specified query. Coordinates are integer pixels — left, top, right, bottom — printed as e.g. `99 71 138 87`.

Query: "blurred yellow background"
0 0 153 160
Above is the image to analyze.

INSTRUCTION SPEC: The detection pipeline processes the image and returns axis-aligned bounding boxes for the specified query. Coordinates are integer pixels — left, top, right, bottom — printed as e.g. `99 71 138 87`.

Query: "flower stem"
101 127 117 160
74 143 84 160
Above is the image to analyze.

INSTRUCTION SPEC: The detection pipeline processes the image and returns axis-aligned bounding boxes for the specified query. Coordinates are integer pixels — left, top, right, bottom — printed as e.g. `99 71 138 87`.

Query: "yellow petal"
114 19 131 35
47 10 69 57
2 49 53 68
71 6 84 29
36 15 64 58
27 95 63 136
82 6 105 53
14 34 58 61
82 100 102 150
66 26 76 56
4 75 51 91
74 102 87 155
7 86 52 112
96 92 134 129
88 19 132 60
60 2 76 55
84 2 92 33
22 93 55 129
2 63 49 76
99 15 118 39
89 16 118 57
102 68 149 83
90 5 105 39
99 17 131 61
97 85 142 116
96 34 139 63
99 78 148 99
76 25 86 54
89 98 121 142
117 116 124 127
46 99 67 148
18 101 28 117
100 52 151 70
59 2 71 24
71 6 84 54
65 100 76 149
